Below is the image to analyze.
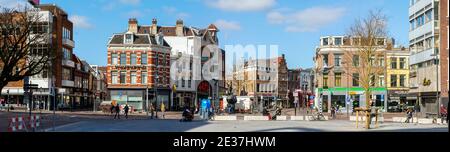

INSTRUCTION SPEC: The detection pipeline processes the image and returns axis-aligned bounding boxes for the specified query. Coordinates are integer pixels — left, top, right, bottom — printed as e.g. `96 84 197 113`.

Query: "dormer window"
124 34 133 44
322 38 329 46
334 37 342 46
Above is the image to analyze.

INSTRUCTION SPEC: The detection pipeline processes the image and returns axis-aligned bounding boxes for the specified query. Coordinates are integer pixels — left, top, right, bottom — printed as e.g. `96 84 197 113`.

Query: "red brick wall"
440 0 449 97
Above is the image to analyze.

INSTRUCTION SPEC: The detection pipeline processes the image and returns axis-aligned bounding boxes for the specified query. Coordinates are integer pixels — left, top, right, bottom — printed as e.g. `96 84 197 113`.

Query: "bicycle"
308 112 326 121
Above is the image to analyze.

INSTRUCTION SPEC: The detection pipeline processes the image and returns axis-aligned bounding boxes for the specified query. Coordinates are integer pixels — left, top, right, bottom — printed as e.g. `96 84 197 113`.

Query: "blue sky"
3 0 410 68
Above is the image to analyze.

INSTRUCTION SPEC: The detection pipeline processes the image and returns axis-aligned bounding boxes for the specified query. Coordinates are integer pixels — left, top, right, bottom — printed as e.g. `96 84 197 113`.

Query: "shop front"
110 89 145 111
316 87 388 113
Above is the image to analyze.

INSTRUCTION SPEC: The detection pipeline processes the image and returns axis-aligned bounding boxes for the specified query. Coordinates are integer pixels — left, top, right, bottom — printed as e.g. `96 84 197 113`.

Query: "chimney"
176 19 184 36
151 18 157 35
128 18 138 33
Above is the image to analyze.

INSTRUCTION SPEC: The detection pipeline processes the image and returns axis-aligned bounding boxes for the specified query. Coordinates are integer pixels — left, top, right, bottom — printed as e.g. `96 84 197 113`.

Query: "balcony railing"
63 38 75 48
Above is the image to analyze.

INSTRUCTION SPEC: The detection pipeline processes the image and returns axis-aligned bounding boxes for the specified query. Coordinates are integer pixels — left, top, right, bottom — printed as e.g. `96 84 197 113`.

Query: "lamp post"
341 61 350 117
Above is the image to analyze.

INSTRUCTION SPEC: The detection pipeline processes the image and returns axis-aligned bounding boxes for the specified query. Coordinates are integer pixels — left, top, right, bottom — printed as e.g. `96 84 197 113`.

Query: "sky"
1 0 410 69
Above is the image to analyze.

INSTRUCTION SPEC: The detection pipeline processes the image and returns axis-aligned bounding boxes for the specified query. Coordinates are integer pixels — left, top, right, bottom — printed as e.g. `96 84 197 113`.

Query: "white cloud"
162 6 191 19
163 6 177 14
177 12 191 19
119 0 141 5
102 3 116 11
69 15 94 29
214 19 241 30
205 0 275 12
267 6 346 32
127 10 143 18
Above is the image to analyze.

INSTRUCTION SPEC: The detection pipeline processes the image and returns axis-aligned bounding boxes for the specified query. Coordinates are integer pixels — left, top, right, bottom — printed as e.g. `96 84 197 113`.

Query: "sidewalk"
0 110 184 132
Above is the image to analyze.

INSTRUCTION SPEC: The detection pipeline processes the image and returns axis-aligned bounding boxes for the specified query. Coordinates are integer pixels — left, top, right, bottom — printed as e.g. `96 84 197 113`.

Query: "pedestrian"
331 106 336 119
154 103 158 119
405 108 413 123
161 102 165 119
439 104 447 124
114 104 120 119
110 102 114 115
124 104 129 119
336 103 340 115
150 103 154 119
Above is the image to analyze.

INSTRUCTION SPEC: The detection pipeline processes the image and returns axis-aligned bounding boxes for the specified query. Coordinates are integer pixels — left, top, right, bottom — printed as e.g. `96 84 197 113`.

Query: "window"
410 20 415 30
352 73 359 87
416 41 424 52
335 73 341 87
399 75 406 87
112 53 118 64
352 55 359 67
390 75 397 87
131 53 137 65
62 68 71 80
352 38 360 45
42 68 48 78
390 57 397 69
322 38 329 45
425 10 432 23
63 48 71 60
112 71 118 84
141 53 147 64
131 71 137 84
416 14 424 27
425 38 432 50
334 54 342 67
334 37 342 45
323 54 329 67
120 54 126 65
63 27 70 39
141 71 147 84
379 76 385 87
125 34 133 44
370 56 376 66
376 38 385 45
323 74 328 87
182 78 185 87
378 57 385 67
370 74 375 87
120 71 126 84
399 58 406 69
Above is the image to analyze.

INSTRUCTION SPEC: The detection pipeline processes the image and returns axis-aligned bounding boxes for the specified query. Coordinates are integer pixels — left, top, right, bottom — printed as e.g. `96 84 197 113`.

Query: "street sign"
24 84 39 90
58 88 66 93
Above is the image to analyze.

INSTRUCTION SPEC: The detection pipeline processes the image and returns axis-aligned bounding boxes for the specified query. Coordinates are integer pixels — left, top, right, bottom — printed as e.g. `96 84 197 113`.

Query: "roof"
108 34 170 47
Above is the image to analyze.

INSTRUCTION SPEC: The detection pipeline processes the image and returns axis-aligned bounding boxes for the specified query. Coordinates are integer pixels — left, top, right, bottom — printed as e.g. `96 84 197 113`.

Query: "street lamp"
341 61 350 117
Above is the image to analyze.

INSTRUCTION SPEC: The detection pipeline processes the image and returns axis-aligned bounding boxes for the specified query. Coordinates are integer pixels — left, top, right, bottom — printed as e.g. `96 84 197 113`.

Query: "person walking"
439 104 447 124
124 104 129 119
330 106 336 119
150 103 154 119
405 108 413 123
110 102 115 115
161 102 165 119
114 104 121 119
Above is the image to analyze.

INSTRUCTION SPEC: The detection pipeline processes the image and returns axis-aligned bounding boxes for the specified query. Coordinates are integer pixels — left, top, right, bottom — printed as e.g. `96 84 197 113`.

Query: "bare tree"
343 10 388 129
0 6 54 92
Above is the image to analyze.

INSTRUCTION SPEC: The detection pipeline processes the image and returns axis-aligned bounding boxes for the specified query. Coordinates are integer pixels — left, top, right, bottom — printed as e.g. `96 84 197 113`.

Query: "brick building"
439 0 449 109
106 18 172 111
1 4 79 110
